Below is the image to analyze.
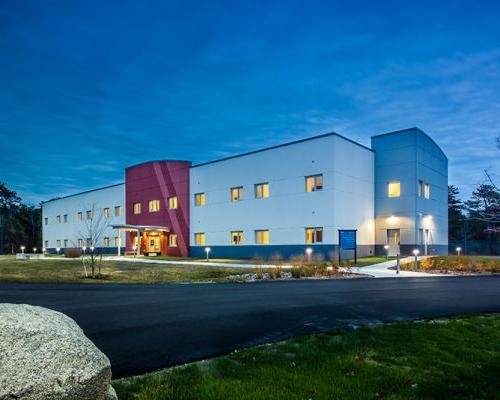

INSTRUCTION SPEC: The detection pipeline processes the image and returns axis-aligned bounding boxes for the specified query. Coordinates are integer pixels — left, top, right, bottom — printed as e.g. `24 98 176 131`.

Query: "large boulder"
0 303 117 400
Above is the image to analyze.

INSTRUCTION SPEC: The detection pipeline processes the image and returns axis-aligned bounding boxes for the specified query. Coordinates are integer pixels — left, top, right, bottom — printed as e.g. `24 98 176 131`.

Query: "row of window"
387 180 430 199
45 237 121 249
133 198 176 215
44 206 122 225
193 227 323 246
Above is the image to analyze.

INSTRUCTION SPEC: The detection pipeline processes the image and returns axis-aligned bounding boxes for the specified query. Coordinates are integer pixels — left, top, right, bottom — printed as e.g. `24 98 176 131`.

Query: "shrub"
64 248 80 258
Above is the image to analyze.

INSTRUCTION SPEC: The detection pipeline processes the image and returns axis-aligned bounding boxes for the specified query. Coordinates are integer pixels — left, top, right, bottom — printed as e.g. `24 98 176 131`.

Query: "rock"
0 303 117 400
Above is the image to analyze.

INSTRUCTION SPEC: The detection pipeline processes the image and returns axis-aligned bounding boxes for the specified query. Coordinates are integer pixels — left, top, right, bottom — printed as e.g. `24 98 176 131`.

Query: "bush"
64 248 81 258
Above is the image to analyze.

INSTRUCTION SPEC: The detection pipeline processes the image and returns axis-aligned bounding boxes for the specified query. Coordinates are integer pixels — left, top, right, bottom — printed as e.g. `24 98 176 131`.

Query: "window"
424 183 430 199
231 231 244 245
64 239 68 248
114 206 121 216
169 234 178 247
149 199 160 212
195 233 205 246
195 193 205 206
305 174 323 192
255 183 269 199
305 227 323 244
231 187 244 202
78 239 83 247
104 208 110 218
418 180 423 197
388 181 401 198
56 240 61 248
63 214 68 223
44 217 48 225
56 215 61 224
255 230 269 244
77 212 83 221
86 210 93 220
104 237 110 247
168 196 178 210
45 240 48 248
114 237 121 247
133 202 141 214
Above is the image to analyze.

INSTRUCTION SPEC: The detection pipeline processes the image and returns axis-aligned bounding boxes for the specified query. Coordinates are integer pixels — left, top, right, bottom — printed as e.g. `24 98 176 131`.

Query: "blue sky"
1 0 499 204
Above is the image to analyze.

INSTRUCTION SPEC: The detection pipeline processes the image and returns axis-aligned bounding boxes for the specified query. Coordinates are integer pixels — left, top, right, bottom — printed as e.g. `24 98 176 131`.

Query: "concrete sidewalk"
349 257 449 278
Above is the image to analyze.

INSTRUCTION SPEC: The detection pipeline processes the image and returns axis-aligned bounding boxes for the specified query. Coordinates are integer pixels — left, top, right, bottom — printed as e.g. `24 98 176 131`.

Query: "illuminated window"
168 196 178 210
169 234 178 247
78 239 83 247
56 215 61 224
133 202 141 214
104 237 110 247
255 183 269 199
149 200 160 212
104 208 110 218
424 183 430 199
231 231 244 245
305 174 323 192
305 227 323 244
56 240 61 247
195 193 205 206
77 212 83 221
255 230 269 244
231 187 244 202
114 237 121 247
63 214 68 223
64 239 68 248
418 180 423 197
388 181 401 198
86 210 93 220
195 233 205 246
114 206 121 216
44 217 48 225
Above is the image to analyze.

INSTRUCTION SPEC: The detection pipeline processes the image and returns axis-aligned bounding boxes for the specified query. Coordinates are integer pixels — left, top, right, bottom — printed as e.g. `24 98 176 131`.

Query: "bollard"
396 254 400 274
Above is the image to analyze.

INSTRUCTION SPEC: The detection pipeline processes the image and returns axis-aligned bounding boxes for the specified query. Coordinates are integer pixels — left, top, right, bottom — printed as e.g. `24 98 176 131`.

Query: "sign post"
338 230 357 264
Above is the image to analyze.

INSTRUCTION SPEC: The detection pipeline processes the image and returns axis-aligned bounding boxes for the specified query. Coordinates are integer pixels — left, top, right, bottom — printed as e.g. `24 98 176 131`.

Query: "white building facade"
42 128 448 258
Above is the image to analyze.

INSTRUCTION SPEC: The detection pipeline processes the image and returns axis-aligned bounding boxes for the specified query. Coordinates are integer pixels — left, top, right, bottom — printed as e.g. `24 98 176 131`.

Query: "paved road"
1 276 500 378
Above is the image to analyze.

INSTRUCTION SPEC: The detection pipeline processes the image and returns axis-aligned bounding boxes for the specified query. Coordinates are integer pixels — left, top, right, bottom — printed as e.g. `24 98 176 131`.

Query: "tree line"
0 182 41 254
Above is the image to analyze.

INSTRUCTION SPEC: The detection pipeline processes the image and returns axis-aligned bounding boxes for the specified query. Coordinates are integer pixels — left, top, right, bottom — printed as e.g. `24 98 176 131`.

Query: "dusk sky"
1 0 499 205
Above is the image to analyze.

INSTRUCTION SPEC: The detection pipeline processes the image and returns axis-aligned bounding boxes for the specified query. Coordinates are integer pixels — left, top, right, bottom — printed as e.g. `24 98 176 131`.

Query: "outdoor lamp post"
456 246 462 256
412 248 420 271
33 248 37 254
82 246 87 255
90 246 95 253
205 247 211 262
42 247 46 255
56 247 60 256
383 244 389 261
306 247 313 262
20 246 25 254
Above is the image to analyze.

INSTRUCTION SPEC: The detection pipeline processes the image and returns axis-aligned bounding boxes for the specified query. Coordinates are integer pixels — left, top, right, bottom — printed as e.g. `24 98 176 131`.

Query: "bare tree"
76 204 109 278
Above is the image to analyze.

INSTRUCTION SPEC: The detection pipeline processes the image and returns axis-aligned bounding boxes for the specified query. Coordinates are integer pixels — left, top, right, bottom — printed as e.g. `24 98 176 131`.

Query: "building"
41 127 448 258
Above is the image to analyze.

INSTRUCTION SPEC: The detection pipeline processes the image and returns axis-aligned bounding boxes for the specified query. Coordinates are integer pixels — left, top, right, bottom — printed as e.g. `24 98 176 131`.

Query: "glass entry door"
386 229 400 256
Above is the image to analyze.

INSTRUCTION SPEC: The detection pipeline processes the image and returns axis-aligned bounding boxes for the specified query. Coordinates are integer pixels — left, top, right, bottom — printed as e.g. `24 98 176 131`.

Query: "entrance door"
147 236 161 254
386 229 400 256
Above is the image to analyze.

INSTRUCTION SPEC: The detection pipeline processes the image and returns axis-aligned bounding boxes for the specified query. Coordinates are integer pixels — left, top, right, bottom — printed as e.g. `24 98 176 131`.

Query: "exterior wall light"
387 215 397 225
205 247 211 262
456 246 461 256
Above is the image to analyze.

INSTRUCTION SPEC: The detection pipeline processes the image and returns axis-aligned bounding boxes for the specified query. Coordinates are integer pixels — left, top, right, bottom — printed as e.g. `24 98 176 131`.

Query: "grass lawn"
402 256 500 274
352 256 395 268
0 256 256 284
114 314 500 400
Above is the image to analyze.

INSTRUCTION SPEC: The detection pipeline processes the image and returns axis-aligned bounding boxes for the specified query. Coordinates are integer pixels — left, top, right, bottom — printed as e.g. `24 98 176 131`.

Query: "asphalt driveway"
1 276 500 378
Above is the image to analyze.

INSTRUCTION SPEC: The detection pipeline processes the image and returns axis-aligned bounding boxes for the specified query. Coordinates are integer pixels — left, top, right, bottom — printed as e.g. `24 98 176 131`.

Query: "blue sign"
339 230 356 250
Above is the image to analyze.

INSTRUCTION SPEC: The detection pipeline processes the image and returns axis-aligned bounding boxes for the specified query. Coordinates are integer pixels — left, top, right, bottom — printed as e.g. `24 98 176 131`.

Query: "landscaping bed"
400 256 500 275
113 313 500 400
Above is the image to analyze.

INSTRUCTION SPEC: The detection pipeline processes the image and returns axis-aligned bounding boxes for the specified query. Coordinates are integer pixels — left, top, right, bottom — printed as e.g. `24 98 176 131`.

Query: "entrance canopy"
110 224 170 232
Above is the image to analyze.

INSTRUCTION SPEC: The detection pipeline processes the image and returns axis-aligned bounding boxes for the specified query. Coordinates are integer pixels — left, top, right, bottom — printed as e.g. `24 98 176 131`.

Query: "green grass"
352 256 396 268
114 314 500 400
0 256 256 284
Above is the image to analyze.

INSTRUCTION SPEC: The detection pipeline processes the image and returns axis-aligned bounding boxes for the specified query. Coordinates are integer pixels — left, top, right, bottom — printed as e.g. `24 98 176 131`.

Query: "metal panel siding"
125 161 191 257
41 184 126 250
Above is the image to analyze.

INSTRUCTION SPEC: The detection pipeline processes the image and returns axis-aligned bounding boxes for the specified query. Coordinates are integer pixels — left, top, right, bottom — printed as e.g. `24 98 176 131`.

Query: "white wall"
42 184 126 250
190 134 374 249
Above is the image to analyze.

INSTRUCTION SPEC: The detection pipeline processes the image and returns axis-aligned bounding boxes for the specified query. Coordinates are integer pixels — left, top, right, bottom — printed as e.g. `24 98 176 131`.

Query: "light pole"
56 247 60 256
42 247 46 255
82 246 87 255
205 247 211 262
306 247 313 262
33 247 37 254
456 246 461 256
412 248 420 271
383 244 389 261
20 246 25 254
